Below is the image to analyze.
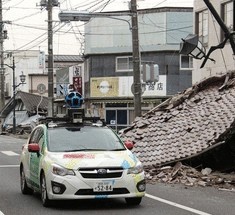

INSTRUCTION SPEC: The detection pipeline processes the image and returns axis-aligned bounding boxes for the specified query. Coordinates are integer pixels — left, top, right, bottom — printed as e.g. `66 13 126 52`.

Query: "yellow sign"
91 77 119 97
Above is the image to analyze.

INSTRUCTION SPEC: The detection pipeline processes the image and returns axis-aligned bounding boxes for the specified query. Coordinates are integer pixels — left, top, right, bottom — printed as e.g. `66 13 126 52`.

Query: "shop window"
106 110 116 125
106 109 128 132
117 110 127 124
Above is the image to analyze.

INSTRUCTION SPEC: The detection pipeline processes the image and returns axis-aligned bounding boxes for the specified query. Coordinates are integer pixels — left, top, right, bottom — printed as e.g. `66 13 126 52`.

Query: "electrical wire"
152 0 168 8
86 0 106 11
58 0 86 54
98 0 113 12
5 0 193 55
12 22 65 52
11 9 45 22
73 0 104 9
7 0 26 8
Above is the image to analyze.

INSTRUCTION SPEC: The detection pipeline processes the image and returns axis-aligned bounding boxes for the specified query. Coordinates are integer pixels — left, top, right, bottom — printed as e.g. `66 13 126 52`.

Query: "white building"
192 0 234 84
4 50 45 98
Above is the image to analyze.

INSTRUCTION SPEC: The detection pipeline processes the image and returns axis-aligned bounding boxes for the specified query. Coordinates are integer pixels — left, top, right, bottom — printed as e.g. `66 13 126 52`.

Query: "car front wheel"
20 167 33 195
40 173 51 207
125 197 142 206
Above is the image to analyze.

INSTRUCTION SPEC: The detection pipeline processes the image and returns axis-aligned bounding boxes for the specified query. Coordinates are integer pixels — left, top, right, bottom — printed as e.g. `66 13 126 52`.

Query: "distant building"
3 50 84 118
83 7 193 131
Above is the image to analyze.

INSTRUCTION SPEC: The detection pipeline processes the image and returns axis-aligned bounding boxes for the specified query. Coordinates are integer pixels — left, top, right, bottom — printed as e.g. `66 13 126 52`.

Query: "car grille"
78 167 123 179
75 188 129 196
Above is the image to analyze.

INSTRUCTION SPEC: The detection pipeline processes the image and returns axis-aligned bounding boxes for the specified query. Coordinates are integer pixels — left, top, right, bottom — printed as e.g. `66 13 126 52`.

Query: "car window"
29 128 41 143
29 127 44 153
38 134 44 153
47 126 125 152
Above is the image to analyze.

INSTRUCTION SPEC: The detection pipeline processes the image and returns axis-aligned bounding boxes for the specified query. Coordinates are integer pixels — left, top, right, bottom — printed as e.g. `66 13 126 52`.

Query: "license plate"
93 181 113 192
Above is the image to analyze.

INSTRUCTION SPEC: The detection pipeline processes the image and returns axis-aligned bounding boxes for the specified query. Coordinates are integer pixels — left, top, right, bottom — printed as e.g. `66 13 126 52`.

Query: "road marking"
146 193 211 215
0 211 4 215
0 165 19 168
1 151 19 156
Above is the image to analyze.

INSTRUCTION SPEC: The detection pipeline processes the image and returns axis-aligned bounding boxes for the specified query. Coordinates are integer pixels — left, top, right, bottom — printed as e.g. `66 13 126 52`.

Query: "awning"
85 96 170 104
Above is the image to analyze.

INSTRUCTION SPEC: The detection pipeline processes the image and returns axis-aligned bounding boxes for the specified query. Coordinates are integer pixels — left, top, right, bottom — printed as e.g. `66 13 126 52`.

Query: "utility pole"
0 0 4 111
39 0 59 117
47 0 54 117
130 0 142 117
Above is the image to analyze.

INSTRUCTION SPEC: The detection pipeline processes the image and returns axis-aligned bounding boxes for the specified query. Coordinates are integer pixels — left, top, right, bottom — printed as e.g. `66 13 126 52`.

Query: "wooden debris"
145 162 235 189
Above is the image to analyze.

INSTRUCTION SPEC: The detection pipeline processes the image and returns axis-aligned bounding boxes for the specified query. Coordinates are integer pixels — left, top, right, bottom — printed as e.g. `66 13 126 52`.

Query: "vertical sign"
73 77 82 95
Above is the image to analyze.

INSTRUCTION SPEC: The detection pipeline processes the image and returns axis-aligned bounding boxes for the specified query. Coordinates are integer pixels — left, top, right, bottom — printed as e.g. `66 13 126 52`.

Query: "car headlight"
52 164 75 176
127 162 144 174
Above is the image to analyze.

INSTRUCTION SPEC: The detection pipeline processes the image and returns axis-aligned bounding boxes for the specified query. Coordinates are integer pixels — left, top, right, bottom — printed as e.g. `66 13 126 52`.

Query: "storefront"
86 75 169 132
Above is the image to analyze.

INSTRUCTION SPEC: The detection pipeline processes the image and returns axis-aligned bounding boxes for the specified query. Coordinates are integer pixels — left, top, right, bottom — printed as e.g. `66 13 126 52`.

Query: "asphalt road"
0 135 235 215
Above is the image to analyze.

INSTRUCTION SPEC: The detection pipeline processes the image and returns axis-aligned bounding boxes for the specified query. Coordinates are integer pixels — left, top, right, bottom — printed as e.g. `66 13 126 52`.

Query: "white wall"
193 0 235 84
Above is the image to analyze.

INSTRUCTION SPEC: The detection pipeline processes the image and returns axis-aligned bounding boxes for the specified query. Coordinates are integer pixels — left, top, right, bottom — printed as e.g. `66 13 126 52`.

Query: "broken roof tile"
122 72 235 168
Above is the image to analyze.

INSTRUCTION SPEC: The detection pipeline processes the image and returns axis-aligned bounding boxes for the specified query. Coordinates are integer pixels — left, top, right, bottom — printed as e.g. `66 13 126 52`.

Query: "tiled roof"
0 91 49 118
122 72 235 168
45 55 84 62
17 91 48 113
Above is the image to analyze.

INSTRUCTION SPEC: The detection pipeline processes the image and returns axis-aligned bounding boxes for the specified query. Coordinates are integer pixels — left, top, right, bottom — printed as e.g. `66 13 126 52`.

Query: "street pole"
0 0 5 111
12 57 16 134
47 0 54 117
131 0 142 117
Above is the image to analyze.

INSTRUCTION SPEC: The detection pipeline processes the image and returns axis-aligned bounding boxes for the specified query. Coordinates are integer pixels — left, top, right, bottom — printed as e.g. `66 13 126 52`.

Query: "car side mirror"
124 140 134 150
28 143 40 153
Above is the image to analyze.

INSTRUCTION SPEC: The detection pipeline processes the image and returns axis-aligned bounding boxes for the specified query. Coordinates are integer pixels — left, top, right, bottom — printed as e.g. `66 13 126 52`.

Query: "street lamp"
180 34 216 69
58 0 142 117
5 57 26 134
180 34 206 60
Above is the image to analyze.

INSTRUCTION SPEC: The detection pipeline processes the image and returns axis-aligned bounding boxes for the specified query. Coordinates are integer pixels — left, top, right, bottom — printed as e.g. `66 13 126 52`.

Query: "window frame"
196 9 209 46
115 56 133 72
221 1 233 41
179 55 193 70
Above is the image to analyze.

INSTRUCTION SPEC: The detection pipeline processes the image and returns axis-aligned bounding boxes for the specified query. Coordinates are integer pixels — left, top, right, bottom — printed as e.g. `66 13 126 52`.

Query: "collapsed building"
121 72 235 188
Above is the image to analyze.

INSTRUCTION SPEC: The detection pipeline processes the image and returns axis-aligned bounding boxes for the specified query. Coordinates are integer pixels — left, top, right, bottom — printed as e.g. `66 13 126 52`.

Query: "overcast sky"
3 0 194 55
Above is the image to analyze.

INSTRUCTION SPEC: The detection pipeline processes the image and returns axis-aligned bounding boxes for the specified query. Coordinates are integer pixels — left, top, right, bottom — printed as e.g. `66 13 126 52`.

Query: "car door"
29 127 44 190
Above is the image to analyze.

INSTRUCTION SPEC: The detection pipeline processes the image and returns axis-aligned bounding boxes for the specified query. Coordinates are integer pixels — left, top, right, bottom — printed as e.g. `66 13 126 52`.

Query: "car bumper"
46 172 146 200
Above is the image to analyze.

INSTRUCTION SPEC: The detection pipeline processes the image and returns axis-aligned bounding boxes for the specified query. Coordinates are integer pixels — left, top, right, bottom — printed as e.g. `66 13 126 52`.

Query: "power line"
73 0 103 9
12 22 64 52
12 9 45 22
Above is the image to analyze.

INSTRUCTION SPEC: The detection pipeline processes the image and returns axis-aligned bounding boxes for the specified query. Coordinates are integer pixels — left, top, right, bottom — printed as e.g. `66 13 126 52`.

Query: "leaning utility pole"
0 0 4 110
131 0 142 117
47 0 54 117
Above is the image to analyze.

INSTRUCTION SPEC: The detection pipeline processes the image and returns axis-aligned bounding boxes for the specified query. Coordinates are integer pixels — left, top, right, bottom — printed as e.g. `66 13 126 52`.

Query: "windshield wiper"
64 149 106 152
109 148 125 151
63 148 125 152
63 149 87 152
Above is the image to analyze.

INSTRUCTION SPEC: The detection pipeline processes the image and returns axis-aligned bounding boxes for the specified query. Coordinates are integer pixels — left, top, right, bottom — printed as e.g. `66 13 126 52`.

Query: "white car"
20 120 146 207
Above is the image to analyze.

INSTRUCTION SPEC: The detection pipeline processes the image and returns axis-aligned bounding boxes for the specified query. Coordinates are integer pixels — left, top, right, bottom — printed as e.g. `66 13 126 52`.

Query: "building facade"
83 7 193 131
3 50 84 115
193 0 234 84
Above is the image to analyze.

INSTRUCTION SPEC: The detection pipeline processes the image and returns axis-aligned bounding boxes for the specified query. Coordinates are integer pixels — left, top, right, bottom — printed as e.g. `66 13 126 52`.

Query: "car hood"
47 150 139 169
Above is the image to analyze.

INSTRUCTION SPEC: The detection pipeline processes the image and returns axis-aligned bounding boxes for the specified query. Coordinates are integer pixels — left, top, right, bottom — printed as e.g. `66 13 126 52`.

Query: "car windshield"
47 126 126 152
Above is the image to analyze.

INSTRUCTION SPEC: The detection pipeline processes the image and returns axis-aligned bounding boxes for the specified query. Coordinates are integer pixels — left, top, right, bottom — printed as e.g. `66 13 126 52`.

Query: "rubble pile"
120 73 235 189
122 74 235 168
145 162 235 191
